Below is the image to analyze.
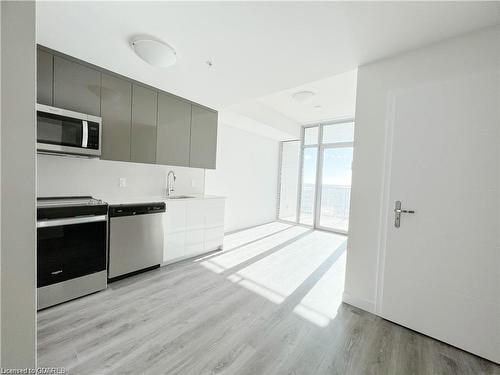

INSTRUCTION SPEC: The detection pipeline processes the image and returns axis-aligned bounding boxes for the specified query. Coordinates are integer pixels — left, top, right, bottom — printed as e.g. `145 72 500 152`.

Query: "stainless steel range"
37 196 108 310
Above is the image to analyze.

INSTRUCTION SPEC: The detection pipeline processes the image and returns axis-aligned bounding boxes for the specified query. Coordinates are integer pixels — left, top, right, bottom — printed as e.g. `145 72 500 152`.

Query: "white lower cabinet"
203 198 225 251
204 226 225 252
162 197 225 265
162 200 187 263
185 199 206 256
205 198 225 227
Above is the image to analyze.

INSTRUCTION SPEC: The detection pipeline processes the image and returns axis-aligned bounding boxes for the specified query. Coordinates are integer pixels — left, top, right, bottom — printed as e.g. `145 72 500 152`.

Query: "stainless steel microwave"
37 104 102 157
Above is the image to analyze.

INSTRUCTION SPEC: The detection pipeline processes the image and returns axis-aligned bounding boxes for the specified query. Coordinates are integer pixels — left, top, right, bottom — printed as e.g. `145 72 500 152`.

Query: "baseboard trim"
342 291 376 314
161 246 223 267
224 220 279 235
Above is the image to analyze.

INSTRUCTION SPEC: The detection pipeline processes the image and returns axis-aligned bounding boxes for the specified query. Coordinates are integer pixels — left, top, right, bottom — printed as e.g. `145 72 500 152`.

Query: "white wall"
1 1 36 368
37 155 205 202
0 1 2 364
278 141 300 220
205 122 280 232
39 122 280 234
345 26 500 315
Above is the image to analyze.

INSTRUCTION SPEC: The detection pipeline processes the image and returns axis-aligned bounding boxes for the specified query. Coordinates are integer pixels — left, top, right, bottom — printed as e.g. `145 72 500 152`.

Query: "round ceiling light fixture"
131 38 177 68
292 90 315 103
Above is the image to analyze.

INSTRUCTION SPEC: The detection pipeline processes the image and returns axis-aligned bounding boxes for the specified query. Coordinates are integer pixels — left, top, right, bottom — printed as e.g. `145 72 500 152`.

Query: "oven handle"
37 215 107 228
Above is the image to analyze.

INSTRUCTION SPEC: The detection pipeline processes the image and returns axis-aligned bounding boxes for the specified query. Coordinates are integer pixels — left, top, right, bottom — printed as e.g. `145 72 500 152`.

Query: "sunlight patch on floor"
238 279 286 304
200 261 226 273
198 223 348 326
293 250 346 327
232 231 345 303
199 226 309 273
222 222 292 251
227 271 287 304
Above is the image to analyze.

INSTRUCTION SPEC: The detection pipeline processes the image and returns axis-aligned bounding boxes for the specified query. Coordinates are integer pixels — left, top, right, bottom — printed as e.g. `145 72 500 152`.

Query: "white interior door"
380 72 500 363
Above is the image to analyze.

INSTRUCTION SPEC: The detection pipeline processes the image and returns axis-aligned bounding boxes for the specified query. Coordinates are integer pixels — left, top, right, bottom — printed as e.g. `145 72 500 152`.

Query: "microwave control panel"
87 122 100 150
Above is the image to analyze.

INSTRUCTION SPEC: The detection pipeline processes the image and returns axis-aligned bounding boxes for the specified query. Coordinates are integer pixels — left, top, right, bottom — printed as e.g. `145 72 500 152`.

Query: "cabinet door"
163 201 187 263
156 93 191 167
185 199 205 256
53 56 101 116
205 199 225 228
37 49 53 105
100 74 132 161
190 105 218 169
204 199 225 251
205 227 224 252
131 85 157 164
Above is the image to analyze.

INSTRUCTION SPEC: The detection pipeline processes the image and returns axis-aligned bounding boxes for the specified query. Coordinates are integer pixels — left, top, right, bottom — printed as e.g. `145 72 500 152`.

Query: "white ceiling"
231 69 358 130
37 1 499 138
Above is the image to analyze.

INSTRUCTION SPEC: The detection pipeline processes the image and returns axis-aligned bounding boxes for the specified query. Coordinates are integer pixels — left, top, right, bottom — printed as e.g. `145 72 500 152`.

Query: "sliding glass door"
317 145 353 232
298 146 318 225
277 121 354 233
316 122 354 233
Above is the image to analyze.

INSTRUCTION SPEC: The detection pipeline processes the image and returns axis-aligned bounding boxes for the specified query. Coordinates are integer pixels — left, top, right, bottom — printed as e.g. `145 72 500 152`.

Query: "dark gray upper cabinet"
189 104 217 169
53 56 101 116
190 105 218 169
100 74 132 162
131 85 158 164
156 93 191 167
37 49 53 105
37 47 218 167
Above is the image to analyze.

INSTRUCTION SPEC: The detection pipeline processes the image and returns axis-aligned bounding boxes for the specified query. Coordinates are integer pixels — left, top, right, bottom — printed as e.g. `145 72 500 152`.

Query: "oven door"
37 105 101 156
37 215 107 288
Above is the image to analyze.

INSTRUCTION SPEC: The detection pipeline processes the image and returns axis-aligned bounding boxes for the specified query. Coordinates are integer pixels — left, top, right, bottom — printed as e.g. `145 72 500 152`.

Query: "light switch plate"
119 177 127 188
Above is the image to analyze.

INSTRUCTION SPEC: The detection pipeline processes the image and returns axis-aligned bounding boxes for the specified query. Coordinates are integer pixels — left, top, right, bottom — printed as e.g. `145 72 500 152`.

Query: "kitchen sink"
167 195 195 199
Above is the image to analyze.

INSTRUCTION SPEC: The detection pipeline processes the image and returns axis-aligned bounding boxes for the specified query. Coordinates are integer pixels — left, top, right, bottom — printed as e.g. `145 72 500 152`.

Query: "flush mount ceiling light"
292 90 315 103
131 38 177 68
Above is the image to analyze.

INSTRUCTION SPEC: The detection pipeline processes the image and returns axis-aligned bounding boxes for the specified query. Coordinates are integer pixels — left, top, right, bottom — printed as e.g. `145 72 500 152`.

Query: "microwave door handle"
82 120 88 148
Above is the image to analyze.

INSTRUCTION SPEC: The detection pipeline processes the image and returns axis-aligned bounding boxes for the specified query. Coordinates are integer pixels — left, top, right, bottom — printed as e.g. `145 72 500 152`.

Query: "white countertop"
103 194 226 206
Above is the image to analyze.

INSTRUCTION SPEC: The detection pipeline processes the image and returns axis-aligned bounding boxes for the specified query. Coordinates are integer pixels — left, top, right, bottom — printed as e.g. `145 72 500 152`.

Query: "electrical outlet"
119 177 127 188
191 179 196 188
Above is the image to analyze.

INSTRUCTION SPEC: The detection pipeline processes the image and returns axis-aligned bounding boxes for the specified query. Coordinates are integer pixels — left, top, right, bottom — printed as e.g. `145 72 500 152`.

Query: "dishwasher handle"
109 202 166 217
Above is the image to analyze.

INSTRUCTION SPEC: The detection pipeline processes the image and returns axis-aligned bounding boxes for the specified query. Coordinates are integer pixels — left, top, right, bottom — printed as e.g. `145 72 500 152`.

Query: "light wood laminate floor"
38 222 500 375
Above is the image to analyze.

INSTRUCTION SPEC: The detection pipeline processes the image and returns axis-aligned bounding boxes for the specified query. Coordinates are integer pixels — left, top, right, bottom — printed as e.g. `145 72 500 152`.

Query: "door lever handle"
394 201 415 228
395 208 415 214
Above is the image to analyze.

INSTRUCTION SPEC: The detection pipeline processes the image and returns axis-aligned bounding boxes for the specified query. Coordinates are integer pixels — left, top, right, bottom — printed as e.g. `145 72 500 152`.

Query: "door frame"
374 92 408 315
296 124 320 227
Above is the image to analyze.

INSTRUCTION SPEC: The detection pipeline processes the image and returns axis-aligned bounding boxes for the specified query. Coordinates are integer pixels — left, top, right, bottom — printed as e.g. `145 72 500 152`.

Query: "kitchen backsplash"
37 154 205 201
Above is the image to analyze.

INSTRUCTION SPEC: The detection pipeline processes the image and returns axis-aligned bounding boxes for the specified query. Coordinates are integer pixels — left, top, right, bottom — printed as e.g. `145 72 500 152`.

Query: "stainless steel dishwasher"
108 202 166 281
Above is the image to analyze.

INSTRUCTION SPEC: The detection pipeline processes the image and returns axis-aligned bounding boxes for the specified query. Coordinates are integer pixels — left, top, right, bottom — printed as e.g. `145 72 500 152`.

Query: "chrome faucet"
166 170 176 197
